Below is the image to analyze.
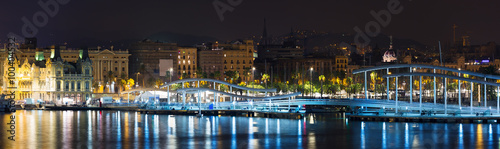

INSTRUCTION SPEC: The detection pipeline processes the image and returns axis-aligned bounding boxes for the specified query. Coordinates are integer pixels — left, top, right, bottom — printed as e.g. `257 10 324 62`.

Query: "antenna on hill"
439 41 443 67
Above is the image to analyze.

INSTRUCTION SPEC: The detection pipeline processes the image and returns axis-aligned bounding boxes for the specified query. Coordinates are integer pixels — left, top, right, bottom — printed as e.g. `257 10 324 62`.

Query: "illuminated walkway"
122 78 302 111
353 64 500 114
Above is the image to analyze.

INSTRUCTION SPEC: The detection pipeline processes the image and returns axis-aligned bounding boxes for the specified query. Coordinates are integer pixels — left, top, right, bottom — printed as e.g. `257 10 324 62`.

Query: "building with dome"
383 36 397 63
383 50 397 63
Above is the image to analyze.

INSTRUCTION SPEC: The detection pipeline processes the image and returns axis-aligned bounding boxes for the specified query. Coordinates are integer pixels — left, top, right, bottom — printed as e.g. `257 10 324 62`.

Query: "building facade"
198 50 223 79
221 40 255 82
177 47 198 78
0 48 93 103
129 40 179 85
12 46 130 93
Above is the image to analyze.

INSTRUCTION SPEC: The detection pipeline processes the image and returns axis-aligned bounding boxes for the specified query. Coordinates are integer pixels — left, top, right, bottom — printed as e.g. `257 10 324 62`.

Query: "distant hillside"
303 33 428 50
147 31 217 47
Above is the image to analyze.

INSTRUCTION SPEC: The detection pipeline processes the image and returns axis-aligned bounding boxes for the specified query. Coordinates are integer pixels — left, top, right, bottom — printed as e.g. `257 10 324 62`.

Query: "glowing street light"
310 67 313 97
169 68 174 82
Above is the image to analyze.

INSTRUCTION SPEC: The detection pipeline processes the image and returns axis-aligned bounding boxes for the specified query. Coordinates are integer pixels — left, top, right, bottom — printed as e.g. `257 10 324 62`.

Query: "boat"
0 94 16 112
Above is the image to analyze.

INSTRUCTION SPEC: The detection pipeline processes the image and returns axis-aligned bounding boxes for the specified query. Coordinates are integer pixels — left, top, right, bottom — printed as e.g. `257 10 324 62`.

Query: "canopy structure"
122 78 301 110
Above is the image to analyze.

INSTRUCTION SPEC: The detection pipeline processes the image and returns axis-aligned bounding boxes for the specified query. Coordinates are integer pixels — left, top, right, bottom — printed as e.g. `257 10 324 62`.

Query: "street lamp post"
135 72 140 88
310 67 313 98
169 68 173 82
252 67 255 87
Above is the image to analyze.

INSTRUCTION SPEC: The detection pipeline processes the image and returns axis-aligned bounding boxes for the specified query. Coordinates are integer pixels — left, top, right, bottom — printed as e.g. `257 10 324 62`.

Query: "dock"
348 113 500 123
137 109 305 119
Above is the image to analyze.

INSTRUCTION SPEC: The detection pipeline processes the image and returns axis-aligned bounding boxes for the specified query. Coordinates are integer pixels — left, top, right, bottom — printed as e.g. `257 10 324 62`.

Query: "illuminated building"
0 48 93 103
11 46 130 93
177 47 198 78
221 40 255 82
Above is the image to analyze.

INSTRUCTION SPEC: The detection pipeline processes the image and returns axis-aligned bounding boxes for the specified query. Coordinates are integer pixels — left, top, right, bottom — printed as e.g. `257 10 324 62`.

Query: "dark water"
0 110 499 149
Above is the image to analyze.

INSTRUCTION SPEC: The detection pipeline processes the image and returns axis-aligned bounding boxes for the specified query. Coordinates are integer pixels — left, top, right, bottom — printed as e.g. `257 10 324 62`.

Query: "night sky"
1 0 499 47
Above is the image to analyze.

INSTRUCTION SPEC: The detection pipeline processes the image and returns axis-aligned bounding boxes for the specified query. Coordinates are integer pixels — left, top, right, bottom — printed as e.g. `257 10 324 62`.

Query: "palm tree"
155 78 163 88
126 78 135 90
107 71 115 92
370 71 377 90
139 63 146 87
92 81 99 93
118 73 127 93
214 71 221 80
319 75 326 98
262 74 270 89
196 67 203 78
242 68 251 82
165 71 171 82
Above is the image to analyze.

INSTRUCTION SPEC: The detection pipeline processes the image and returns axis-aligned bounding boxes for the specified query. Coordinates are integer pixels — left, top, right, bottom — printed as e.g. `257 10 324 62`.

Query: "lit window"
183 60 185 64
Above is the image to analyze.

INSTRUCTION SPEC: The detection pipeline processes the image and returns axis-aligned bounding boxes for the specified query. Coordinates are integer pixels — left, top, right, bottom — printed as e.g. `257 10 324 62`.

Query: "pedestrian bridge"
120 64 500 115
353 64 500 115
122 78 302 110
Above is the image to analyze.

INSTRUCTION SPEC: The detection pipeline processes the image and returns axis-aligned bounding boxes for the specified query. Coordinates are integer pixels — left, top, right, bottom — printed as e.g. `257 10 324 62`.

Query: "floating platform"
347 113 500 123
137 109 305 119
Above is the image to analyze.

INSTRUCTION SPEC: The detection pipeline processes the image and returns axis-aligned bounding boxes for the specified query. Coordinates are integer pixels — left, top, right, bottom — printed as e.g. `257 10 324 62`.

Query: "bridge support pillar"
434 69 436 105
459 73 461 110
182 91 186 106
288 97 291 111
497 86 499 114
484 78 487 108
364 71 368 99
410 67 412 104
387 68 390 101
198 90 201 111
396 76 398 114
445 77 447 114
167 86 170 106
419 76 422 114
269 99 272 112
471 82 473 114
214 82 217 109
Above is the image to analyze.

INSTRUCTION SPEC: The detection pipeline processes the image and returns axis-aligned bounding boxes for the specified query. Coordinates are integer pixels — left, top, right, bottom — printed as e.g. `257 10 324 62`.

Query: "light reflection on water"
0 111 500 148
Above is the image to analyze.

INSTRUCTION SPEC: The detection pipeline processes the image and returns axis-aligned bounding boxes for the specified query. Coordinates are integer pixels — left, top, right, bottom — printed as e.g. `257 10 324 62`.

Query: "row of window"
178 60 196 65
56 81 90 91
223 54 251 57
224 65 250 70
103 67 126 72
178 55 196 60
223 60 252 64
102 61 126 64
178 65 196 70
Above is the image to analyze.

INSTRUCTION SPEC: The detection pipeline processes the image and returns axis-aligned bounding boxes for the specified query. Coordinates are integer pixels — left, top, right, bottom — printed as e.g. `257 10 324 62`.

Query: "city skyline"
1 0 500 47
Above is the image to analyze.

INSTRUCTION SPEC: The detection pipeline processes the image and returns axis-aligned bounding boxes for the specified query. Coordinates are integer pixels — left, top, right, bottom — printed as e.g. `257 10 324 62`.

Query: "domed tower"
383 36 397 63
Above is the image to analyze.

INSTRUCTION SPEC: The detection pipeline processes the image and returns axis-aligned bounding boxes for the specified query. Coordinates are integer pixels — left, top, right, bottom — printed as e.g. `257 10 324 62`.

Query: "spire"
389 35 393 50
261 18 269 46
263 18 268 38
